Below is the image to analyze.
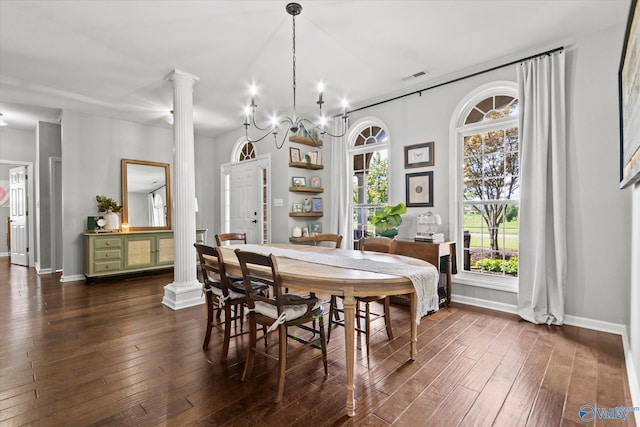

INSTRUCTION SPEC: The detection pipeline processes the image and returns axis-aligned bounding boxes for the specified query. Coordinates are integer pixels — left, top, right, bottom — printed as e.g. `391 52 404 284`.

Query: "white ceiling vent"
402 70 429 82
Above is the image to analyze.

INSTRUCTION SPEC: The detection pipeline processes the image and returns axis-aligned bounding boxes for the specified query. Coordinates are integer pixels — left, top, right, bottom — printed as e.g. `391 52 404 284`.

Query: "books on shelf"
414 232 445 243
305 150 322 166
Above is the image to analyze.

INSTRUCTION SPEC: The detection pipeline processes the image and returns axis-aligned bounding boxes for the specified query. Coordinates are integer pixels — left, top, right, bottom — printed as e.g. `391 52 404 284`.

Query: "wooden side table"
392 239 457 307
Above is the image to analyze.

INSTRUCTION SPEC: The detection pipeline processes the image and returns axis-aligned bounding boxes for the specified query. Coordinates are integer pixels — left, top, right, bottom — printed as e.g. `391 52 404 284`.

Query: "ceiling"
0 0 632 138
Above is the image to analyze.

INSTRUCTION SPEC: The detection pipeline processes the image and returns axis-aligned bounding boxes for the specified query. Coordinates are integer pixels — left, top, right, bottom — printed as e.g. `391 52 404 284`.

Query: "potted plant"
371 202 407 238
96 195 122 213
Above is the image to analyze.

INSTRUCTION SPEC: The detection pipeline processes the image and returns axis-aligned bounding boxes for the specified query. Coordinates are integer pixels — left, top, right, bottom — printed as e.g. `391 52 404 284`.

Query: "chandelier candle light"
243 2 349 148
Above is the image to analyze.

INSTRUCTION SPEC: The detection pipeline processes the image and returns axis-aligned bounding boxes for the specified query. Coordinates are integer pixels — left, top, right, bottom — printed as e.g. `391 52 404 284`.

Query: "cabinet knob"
105 265 110 269
106 253 110 258
106 242 111 246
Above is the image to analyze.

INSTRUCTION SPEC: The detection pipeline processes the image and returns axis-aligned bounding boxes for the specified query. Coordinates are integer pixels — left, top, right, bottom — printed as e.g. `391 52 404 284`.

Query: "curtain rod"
344 46 564 115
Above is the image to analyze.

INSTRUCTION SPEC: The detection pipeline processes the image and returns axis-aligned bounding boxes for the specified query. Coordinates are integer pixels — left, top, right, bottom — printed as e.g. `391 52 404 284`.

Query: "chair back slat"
194 243 230 296
215 233 247 246
359 237 397 254
313 233 343 248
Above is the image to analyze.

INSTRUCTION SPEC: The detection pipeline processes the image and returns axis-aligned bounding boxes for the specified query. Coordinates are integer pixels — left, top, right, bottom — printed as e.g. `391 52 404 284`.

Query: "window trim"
449 81 518 292
347 118 391 244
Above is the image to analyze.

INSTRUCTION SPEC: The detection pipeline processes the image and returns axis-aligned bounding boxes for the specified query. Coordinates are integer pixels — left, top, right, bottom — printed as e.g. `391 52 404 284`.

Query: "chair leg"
221 303 232 360
241 313 257 382
318 314 328 376
365 302 371 355
327 295 335 343
202 295 214 350
383 297 394 340
275 325 288 403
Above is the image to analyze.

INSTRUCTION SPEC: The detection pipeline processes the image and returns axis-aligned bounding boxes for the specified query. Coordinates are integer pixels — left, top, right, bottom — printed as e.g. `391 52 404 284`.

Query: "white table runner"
231 244 440 323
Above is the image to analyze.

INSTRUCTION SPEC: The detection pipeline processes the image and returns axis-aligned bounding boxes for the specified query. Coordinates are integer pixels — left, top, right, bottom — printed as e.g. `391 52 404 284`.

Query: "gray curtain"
517 51 567 325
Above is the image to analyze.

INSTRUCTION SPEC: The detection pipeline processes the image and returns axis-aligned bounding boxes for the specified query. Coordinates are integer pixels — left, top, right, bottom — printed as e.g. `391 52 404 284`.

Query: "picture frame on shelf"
406 171 434 207
311 197 323 212
292 176 306 187
302 227 309 237
404 141 434 168
310 176 321 188
292 203 303 213
290 147 301 163
309 222 322 233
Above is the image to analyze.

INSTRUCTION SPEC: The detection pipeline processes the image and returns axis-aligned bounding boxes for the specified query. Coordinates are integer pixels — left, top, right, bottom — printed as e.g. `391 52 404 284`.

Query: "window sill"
453 272 518 293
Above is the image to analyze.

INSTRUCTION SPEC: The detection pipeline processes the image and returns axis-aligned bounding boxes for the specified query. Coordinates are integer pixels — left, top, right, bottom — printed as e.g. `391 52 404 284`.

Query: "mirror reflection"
121 159 171 231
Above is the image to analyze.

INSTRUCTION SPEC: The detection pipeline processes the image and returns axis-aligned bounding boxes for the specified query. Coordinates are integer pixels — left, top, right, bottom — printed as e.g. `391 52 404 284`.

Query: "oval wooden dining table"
218 244 435 417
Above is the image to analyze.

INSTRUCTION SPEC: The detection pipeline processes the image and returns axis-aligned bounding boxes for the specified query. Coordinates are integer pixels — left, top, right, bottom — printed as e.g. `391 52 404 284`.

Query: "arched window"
451 82 519 290
349 121 389 242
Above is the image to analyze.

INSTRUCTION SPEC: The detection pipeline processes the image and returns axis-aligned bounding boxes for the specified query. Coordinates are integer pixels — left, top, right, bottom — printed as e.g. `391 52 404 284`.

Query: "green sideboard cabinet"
83 229 207 280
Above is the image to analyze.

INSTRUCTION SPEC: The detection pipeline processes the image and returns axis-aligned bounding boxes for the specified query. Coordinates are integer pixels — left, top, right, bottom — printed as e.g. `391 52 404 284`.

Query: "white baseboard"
0 252 8 257
451 293 639 424
450 294 518 315
35 263 53 275
60 274 85 283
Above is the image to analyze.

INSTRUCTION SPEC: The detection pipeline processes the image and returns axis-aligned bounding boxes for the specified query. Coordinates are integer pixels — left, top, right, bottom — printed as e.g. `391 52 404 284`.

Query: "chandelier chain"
292 12 297 120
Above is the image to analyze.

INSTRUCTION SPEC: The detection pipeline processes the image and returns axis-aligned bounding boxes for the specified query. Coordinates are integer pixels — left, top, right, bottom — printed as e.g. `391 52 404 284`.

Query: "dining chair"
194 243 249 359
215 232 247 246
234 248 328 403
327 237 397 355
313 233 343 248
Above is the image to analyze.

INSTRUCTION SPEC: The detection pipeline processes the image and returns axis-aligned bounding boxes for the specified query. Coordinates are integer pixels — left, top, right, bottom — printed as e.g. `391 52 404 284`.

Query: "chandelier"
243 2 349 148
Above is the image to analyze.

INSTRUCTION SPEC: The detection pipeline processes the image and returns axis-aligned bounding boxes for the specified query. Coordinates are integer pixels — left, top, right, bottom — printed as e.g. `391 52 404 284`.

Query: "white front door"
9 166 28 266
230 160 261 244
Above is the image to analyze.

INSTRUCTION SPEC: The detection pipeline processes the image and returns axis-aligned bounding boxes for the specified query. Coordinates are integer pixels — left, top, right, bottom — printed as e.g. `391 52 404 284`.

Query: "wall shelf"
289 212 323 217
289 236 315 244
289 162 323 170
289 135 323 148
289 186 323 193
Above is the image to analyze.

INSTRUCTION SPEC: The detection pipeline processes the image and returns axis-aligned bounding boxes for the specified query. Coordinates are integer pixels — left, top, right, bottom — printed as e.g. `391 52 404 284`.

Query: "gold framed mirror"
121 159 171 231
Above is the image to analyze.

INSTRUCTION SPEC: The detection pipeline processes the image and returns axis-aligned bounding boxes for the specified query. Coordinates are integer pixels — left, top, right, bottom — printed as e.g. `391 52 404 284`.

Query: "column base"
162 280 204 310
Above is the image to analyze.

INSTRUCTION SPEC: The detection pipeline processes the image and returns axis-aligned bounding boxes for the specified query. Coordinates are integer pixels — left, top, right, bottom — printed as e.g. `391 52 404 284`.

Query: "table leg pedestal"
343 291 356 417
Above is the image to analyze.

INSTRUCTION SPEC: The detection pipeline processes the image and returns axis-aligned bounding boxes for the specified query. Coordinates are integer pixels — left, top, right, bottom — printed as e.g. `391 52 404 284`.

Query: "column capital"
165 69 200 85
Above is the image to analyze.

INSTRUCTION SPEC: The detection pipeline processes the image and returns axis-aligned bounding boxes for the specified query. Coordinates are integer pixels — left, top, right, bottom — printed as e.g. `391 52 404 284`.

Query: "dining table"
217 243 439 417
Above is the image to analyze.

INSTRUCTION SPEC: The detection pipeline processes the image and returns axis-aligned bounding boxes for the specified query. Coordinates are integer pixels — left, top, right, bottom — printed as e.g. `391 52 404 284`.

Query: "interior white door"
9 166 28 266
230 161 261 244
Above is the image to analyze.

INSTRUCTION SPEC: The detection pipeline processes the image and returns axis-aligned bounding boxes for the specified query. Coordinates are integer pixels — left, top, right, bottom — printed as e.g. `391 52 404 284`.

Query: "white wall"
0 127 36 258
345 24 631 326
61 111 175 279
631 182 640 406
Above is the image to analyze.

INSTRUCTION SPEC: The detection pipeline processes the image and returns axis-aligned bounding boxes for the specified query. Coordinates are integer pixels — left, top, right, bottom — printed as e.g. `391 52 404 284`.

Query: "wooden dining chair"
313 233 343 248
327 237 397 354
194 243 248 359
234 248 328 403
215 232 247 246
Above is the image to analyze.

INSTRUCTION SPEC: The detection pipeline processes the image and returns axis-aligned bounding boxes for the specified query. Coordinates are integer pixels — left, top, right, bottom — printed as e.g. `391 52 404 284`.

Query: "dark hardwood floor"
0 257 634 426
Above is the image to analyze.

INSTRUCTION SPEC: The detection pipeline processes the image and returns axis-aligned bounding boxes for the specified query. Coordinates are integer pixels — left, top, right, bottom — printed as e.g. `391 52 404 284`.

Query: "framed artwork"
292 203 303 213
302 227 309 237
0 181 9 207
619 0 640 188
292 176 306 187
309 222 322 233
406 171 433 207
404 141 434 168
311 197 323 212
290 147 301 163
310 176 321 188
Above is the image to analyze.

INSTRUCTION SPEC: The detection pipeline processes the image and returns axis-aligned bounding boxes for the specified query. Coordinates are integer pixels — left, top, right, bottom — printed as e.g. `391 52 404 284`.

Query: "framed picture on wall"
309 222 322 233
406 171 433 207
619 0 640 188
290 147 301 163
292 176 306 187
404 141 434 168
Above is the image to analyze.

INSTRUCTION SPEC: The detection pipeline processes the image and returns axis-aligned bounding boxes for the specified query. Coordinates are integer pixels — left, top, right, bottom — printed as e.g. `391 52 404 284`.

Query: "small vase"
303 198 311 213
103 209 120 230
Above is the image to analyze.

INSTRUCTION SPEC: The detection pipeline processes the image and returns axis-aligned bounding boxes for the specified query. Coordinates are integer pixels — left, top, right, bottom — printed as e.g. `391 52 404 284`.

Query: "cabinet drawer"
95 249 122 261
95 238 122 249
94 260 122 273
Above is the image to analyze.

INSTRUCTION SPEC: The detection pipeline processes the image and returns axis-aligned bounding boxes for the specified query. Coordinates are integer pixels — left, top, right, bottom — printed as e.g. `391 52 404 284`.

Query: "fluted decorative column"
162 69 203 310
